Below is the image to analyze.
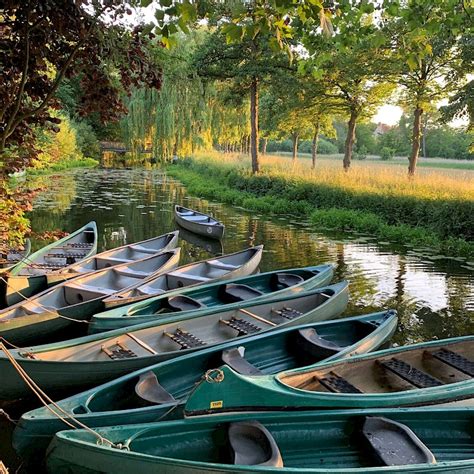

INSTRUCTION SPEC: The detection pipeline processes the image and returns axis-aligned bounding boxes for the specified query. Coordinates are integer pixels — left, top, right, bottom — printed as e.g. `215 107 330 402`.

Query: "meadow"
167 153 474 258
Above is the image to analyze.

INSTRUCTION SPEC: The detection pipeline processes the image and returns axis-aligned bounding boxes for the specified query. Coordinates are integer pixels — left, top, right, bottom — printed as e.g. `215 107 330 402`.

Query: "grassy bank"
167 154 474 258
26 157 99 176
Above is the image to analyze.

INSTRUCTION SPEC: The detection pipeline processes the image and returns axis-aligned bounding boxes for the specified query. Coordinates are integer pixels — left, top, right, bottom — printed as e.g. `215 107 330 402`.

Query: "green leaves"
222 23 244 44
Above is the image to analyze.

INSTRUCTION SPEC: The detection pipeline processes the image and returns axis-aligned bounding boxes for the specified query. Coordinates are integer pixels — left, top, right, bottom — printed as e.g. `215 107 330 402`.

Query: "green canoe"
45 408 474 472
174 205 225 240
185 335 474 416
88 264 335 333
102 246 264 308
0 249 180 345
14 310 397 461
5 221 98 306
0 281 348 399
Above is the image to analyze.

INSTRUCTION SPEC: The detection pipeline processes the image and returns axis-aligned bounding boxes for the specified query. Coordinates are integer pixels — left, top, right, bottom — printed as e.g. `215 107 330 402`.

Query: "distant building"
374 122 392 136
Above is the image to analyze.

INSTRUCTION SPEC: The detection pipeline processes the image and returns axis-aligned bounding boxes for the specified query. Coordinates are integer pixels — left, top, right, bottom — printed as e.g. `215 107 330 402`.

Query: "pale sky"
372 105 402 126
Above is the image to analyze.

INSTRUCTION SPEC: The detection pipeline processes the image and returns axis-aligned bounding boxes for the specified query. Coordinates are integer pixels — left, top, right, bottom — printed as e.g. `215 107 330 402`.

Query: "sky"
372 105 402 126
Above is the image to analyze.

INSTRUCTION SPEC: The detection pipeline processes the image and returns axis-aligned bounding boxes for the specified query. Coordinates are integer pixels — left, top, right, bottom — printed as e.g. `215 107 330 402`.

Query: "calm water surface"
1 167 473 470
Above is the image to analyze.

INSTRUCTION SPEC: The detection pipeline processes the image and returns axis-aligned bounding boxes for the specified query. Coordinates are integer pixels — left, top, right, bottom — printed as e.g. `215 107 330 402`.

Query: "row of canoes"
1 214 473 473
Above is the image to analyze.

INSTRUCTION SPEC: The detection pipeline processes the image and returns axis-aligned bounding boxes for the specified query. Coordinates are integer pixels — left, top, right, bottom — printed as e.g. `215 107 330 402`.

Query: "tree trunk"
408 107 423 176
311 121 320 169
250 78 260 173
292 133 299 161
422 117 427 158
343 111 357 171
261 138 267 155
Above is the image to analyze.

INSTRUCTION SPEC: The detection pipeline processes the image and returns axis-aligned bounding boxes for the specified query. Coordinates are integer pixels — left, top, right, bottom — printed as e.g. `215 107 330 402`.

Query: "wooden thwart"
238 308 276 327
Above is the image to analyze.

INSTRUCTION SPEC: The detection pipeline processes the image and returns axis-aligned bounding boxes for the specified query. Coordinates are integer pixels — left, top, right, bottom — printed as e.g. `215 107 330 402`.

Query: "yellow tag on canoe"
210 400 223 409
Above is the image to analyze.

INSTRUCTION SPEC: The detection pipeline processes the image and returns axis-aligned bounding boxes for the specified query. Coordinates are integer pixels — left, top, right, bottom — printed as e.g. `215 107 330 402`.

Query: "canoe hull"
13 311 397 462
5 222 98 306
90 265 334 333
174 206 224 240
0 282 348 400
184 336 474 416
45 408 474 473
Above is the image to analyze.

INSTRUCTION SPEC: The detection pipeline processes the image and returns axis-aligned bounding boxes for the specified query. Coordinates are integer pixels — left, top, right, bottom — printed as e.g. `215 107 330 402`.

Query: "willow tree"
121 32 213 162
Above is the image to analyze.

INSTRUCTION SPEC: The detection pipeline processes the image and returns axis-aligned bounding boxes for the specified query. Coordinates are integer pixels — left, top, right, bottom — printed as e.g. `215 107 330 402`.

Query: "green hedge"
167 159 474 258
175 159 473 240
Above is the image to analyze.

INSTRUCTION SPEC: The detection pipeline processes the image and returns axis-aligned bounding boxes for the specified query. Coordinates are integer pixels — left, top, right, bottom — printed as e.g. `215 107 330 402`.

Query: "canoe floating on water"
0 239 31 273
44 231 179 287
4 222 98 306
174 205 225 240
103 246 264 308
89 264 335 333
0 281 348 399
45 408 474 473
184 335 474 416
13 310 397 462
0 249 180 346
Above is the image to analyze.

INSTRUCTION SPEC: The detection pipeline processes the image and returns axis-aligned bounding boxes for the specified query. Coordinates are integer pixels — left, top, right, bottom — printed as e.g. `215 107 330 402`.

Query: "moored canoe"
13 310 397 462
45 408 474 473
5 222 98 306
88 264 334 333
0 281 348 399
103 246 264 308
0 249 180 345
174 205 224 240
184 335 474 416
45 231 179 286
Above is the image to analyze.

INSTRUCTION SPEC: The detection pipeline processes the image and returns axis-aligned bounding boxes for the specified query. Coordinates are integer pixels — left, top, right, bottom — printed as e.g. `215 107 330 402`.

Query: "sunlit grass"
194 151 474 203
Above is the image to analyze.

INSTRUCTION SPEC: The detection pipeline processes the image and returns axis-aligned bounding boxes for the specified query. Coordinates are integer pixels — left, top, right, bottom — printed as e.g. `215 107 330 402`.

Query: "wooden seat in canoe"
220 317 261 336
362 416 436 466
296 328 345 359
135 371 176 405
114 268 149 278
377 358 443 388
164 328 206 350
228 421 283 467
221 347 263 376
166 271 211 284
428 348 474 377
270 273 305 289
218 284 264 303
128 245 160 254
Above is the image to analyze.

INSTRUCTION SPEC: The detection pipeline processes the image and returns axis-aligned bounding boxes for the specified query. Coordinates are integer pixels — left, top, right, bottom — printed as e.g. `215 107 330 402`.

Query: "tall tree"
193 29 290 173
387 0 471 175
300 2 395 170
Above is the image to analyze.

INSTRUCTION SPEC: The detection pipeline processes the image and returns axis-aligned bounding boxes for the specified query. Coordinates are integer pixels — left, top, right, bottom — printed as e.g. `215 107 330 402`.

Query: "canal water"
1 167 473 471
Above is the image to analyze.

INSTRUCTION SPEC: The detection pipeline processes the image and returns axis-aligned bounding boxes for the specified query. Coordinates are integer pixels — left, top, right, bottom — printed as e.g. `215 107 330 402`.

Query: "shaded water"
1 167 473 471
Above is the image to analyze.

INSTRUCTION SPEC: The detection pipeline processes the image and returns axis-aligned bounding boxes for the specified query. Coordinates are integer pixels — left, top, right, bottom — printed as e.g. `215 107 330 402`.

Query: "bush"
354 145 368 160
380 147 395 160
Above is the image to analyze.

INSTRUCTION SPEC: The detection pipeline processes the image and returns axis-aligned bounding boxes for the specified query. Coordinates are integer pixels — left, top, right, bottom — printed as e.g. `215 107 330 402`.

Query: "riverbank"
25 157 99 176
166 154 474 259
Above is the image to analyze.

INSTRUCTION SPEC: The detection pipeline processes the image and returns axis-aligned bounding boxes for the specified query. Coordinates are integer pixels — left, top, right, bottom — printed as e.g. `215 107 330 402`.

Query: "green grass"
27 157 99 175
167 156 474 259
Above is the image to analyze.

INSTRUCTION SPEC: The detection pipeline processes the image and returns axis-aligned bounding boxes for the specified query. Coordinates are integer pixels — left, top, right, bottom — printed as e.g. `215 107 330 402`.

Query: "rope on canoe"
0 276 91 324
0 342 116 447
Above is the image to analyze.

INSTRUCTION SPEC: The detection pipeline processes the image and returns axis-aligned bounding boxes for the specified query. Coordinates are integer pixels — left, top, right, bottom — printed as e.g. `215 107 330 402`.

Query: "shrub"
380 147 395 160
